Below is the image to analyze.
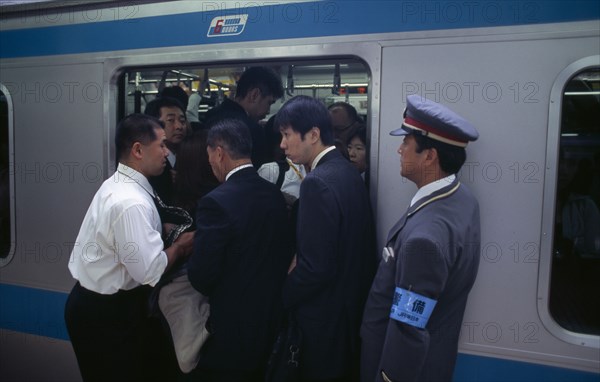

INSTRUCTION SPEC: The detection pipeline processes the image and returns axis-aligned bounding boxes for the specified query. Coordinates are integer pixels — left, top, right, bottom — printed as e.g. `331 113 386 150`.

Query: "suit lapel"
226 166 256 183
386 179 461 244
386 211 410 244
313 148 340 169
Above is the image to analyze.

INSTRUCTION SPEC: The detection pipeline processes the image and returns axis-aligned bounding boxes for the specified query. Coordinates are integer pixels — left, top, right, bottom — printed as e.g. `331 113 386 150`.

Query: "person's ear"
424 147 438 166
131 142 143 160
309 127 321 144
215 146 225 162
248 88 261 103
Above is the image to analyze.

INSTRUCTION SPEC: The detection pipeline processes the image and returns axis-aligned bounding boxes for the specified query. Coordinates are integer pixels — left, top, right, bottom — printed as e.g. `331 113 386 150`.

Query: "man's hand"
173 231 195 257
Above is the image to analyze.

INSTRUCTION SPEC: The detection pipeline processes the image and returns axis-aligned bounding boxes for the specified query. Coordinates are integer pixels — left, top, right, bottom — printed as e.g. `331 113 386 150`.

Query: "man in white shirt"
65 113 194 382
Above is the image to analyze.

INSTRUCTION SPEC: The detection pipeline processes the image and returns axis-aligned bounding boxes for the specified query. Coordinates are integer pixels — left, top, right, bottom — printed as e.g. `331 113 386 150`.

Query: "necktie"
153 192 193 248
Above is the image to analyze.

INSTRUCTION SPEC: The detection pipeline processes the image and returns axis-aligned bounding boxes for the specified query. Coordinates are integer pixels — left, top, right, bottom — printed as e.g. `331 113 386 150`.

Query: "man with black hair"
158 84 190 111
277 95 376 382
360 95 481 382
204 66 284 167
328 101 364 147
65 114 194 382
144 96 187 204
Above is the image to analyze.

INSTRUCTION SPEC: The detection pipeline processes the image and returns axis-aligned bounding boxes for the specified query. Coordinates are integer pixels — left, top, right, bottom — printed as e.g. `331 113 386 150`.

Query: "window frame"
0 83 15 266
538 55 600 348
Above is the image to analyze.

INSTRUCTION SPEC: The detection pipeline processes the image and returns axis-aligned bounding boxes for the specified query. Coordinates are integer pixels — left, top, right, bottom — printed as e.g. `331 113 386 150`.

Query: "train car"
0 1 599 381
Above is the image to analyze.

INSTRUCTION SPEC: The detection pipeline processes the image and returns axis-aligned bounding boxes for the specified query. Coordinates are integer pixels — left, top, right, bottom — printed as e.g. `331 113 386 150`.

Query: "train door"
116 60 372 182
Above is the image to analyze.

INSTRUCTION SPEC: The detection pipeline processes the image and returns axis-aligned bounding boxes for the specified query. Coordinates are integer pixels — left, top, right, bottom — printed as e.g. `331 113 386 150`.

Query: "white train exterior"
0 1 599 381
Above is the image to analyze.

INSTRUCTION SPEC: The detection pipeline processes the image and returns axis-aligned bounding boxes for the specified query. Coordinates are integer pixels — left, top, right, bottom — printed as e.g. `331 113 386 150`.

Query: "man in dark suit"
144 96 187 205
360 95 481 382
204 66 284 168
187 118 292 381
276 95 376 382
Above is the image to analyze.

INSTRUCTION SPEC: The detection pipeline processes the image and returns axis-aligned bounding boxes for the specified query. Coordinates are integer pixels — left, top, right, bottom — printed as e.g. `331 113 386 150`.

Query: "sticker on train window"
207 15 248 37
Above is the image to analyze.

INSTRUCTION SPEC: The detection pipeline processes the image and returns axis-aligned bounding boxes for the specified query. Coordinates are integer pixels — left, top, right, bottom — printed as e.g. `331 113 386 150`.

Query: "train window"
0 86 15 265
119 61 369 124
118 60 370 186
550 68 600 335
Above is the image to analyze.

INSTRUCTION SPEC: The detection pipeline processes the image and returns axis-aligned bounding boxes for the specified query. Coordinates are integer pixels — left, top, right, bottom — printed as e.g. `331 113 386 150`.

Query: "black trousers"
183 368 265 382
64 282 178 382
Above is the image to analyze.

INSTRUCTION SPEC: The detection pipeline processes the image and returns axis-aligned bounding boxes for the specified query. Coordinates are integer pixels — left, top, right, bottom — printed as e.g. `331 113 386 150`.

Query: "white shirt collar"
167 151 176 167
410 174 456 207
116 163 154 197
225 163 254 181
311 146 336 170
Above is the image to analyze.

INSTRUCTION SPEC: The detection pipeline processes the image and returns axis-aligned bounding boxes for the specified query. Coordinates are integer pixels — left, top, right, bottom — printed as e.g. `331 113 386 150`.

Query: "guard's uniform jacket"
360 178 480 382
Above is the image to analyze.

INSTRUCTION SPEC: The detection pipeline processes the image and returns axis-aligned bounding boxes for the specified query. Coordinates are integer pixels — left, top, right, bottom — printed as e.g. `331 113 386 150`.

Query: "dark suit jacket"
283 148 376 381
188 167 292 373
204 98 268 168
360 179 481 382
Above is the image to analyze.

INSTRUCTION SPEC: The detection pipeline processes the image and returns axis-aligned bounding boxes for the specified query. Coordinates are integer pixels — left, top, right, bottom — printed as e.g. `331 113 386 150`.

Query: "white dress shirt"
311 145 336 170
225 163 254 181
258 159 306 199
410 174 456 207
167 151 176 167
68 163 168 294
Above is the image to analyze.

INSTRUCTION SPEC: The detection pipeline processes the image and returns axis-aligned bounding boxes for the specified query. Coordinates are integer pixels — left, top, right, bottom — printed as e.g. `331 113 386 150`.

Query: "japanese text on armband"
390 287 437 329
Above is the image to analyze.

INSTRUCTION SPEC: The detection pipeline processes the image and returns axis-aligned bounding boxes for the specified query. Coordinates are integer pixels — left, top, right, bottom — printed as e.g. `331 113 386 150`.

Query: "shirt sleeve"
186 93 201 122
377 236 450 382
257 162 278 184
112 203 168 287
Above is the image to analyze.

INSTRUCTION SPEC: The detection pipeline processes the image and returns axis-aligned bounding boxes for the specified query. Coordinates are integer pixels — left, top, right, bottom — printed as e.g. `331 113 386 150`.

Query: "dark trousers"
183 368 264 382
64 282 178 382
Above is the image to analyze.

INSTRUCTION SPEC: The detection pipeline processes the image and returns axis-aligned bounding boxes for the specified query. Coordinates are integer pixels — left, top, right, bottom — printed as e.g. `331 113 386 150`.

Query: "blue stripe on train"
0 283 69 341
1 0 599 59
454 353 599 382
0 283 598 381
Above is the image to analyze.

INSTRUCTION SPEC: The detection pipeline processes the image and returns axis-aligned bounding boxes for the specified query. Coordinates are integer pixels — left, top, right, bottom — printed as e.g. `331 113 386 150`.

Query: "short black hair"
144 96 185 118
413 134 466 175
349 126 367 145
275 95 334 146
236 67 284 99
158 86 189 110
115 113 163 162
328 101 360 122
207 119 252 160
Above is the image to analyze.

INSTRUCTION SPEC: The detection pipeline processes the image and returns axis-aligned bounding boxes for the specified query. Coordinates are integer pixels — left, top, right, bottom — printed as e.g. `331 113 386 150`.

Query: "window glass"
119 60 370 177
120 62 369 121
551 68 600 335
0 89 12 261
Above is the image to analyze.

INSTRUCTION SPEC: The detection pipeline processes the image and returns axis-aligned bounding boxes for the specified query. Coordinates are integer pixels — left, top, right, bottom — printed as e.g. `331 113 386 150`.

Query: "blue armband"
390 287 437 329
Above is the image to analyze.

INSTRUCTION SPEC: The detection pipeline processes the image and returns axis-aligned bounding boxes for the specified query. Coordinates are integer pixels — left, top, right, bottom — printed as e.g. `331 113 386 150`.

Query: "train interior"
119 60 369 124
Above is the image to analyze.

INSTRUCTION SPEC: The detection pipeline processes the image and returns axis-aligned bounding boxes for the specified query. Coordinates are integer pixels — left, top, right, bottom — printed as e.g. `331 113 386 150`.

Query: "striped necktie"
152 192 193 248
